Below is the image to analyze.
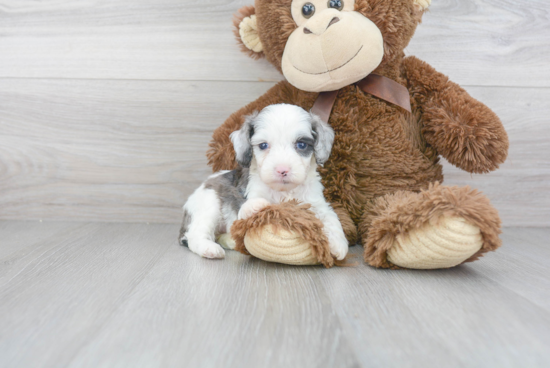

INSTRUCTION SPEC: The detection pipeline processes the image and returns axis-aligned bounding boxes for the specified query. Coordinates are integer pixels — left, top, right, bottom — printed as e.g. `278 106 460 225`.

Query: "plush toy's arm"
207 81 301 172
402 56 509 174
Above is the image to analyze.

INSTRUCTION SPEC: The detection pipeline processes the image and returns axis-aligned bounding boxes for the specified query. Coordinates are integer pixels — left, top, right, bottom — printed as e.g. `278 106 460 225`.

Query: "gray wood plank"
0 79 272 224
1 79 548 226
1 222 549 368
0 0 282 83
67 242 360 368
318 246 550 367
0 222 174 368
0 220 82 259
0 0 548 87
468 228 550 312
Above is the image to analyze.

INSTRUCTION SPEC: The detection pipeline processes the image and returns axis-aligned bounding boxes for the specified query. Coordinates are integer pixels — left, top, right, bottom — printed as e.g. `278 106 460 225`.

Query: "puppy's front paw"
238 198 271 220
217 233 236 250
329 235 349 261
188 239 226 259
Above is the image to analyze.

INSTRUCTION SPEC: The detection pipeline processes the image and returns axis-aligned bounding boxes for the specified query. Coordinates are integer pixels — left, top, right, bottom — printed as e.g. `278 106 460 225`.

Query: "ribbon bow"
311 74 412 123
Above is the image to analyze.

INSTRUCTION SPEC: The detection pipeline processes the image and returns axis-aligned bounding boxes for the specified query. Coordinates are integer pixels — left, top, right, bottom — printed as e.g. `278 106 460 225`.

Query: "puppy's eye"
302 3 315 18
327 0 344 11
296 142 308 150
259 143 269 150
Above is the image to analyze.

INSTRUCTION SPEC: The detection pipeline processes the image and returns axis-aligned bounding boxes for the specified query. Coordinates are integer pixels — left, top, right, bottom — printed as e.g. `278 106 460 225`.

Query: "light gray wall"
0 0 548 226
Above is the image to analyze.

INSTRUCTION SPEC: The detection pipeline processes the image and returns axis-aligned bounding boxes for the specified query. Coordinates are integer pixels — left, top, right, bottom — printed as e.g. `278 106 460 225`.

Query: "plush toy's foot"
387 216 483 269
361 183 502 270
231 201 336 268
244 224 320 266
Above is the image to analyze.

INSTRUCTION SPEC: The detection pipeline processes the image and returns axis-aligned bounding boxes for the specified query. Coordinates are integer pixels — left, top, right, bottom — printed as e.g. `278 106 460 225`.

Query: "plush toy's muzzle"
282 8 384 92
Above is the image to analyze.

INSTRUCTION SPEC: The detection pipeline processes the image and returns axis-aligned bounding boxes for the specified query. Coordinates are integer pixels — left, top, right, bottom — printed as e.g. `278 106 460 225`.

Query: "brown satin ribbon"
311 73 412 123
311 89 339 123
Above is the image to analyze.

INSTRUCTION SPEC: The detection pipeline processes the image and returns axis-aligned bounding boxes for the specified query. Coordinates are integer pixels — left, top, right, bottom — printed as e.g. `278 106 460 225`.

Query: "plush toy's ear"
413 0 431 11
230 112 258 168
233 6 264 60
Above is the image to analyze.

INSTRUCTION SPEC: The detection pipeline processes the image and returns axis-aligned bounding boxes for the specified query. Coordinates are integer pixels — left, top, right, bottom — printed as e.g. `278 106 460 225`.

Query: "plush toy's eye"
296 142 308 150
327 0 344 11
302 3 315 18
259 143 269 150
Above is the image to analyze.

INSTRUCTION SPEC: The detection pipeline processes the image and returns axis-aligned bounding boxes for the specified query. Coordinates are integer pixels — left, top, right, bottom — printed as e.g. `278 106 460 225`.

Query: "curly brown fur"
361 183 502 269
209 79 444 226
230 200 336 268
332 203 359 245
354 0 422 66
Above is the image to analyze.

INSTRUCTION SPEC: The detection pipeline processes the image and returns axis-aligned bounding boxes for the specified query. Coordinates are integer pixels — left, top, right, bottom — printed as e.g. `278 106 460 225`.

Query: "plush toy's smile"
292 45 364 75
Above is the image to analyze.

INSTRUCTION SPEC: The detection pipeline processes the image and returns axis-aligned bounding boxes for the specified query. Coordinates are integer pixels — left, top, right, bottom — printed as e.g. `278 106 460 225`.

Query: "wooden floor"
1 221 549 368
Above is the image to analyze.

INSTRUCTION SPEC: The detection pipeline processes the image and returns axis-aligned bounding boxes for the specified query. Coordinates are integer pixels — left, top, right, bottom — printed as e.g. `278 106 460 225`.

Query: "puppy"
179 104 348 260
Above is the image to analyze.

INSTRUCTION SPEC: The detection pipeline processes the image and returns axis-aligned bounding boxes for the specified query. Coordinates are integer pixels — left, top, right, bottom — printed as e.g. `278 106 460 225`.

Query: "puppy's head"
230 104 334 191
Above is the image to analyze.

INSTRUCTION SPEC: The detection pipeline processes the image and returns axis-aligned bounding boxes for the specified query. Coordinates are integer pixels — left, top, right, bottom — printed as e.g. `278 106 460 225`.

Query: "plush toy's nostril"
304 17 339 35
327 17 340 29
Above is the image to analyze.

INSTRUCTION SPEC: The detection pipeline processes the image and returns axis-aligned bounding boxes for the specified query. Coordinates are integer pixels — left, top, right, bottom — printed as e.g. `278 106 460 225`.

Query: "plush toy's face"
235 0 430 92
283 0 383 92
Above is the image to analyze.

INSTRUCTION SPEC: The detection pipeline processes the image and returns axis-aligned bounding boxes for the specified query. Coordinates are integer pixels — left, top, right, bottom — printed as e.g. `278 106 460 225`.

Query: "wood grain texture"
0 0 549 86
1 79 548 226
0 222 174 368
0 221 549 367
0 79 272 224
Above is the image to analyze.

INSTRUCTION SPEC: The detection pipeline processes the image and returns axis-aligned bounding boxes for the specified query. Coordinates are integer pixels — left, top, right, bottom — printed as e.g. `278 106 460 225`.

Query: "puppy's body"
179 104 348 260
179 168 249 258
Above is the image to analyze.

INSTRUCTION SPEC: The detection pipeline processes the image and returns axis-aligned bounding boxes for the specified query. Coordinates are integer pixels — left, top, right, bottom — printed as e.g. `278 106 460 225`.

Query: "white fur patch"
182 185 225 259
248 104 332 191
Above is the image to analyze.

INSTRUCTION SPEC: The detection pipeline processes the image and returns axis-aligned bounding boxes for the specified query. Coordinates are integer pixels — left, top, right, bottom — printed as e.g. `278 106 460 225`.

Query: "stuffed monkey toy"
208 0 509 269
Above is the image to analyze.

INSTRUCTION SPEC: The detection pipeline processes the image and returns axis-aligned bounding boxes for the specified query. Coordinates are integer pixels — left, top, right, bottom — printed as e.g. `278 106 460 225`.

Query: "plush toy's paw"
245 224 321 266
231 201 336 268
188 239 226 259
238 198 271 220
363 183 502 269
387 216 482 269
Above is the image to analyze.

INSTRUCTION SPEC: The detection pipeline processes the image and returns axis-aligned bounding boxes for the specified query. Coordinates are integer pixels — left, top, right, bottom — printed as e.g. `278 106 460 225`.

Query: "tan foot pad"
244 225 319 266
387 216 483 270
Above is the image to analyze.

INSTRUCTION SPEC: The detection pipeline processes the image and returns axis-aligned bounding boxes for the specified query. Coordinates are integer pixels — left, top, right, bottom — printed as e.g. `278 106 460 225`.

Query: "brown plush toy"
208 0 509 269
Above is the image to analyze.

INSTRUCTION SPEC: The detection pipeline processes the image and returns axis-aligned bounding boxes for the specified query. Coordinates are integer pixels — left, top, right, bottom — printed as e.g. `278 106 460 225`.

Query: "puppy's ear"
230 112 257 168
310 113 335 165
